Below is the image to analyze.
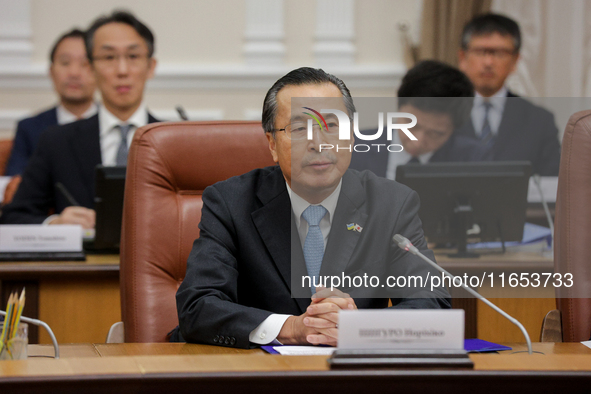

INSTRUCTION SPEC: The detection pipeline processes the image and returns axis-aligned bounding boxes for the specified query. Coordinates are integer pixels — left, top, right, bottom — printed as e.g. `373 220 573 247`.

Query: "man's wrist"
277 316 301 345
43 214 59 225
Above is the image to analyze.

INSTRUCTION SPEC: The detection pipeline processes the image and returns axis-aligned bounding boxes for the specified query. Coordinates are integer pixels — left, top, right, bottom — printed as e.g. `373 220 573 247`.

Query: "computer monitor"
395 162 532 257
90 165 126 252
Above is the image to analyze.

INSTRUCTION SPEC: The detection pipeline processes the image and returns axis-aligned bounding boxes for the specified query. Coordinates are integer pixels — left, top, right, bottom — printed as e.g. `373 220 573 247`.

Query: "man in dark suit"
176 68 450 349
5 29 97 177
1 11 158 227
457 13 561 176
350 60 483 179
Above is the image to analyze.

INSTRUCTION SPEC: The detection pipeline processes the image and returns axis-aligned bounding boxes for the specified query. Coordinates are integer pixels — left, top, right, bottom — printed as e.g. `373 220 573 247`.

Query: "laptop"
84 165 126 253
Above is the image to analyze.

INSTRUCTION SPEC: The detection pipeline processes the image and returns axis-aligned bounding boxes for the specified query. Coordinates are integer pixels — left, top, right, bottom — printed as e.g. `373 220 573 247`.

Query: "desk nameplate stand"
328 349 473 369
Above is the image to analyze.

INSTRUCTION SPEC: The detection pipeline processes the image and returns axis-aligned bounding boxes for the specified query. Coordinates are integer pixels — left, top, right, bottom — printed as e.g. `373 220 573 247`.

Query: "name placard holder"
329 310 473 369
0 225 85 261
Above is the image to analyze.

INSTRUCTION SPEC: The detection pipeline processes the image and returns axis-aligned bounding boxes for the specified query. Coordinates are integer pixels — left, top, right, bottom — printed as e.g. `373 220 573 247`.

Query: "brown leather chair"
543 110 591 342
120 121 275 343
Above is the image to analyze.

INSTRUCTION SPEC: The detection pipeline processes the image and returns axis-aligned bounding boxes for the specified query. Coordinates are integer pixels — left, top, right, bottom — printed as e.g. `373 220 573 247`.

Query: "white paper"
581 341 591 350
0 225 82 252
338 309 464 350
273 346 336 356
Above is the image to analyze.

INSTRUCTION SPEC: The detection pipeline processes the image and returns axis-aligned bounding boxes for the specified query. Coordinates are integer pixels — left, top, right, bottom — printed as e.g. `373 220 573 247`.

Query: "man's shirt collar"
99 102 148 138
286 179 342 229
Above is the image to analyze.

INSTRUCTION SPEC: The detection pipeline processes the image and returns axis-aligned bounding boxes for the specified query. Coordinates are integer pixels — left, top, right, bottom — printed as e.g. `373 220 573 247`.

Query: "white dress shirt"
248 180 343 345
56 102 97 125
471 86 508 138
385 130 434 180
98 103 149 166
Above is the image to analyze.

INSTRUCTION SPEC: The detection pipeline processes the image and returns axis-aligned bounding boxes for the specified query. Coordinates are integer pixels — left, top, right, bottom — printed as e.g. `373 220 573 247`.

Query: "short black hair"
85 10 155 61
50 29 86 63
461 13 521 52
262 67 356 134
397 60 474 128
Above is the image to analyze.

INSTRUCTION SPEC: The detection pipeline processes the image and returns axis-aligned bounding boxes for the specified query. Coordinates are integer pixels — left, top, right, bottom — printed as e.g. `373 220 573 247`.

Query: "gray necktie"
480 102 494 146
116 124 132 166
302 205 328 293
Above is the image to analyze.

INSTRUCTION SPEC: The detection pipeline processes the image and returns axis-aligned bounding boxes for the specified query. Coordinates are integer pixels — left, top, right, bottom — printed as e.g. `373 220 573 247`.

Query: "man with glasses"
457 13 561 176
1 11 159 227
175 67 450 348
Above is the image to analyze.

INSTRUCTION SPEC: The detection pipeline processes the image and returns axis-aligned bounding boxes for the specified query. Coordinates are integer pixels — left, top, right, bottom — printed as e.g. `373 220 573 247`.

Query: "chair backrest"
554 110 591 342
120 121 275 342
0 139 13 175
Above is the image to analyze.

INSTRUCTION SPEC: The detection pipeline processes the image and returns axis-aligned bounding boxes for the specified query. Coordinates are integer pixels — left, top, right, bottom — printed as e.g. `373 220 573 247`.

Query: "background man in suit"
3 29 97 203
457 13 561 176
176 67 450 349
1 11 158 227
6 29 97 177
350 60 482 179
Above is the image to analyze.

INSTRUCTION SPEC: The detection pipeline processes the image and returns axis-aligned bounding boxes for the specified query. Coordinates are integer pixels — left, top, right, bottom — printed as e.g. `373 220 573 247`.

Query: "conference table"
0 251 555 344
0 342 589 393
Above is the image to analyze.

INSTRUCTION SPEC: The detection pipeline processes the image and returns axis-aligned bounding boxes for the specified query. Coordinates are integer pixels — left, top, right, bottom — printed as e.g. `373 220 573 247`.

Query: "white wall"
0 0 420 137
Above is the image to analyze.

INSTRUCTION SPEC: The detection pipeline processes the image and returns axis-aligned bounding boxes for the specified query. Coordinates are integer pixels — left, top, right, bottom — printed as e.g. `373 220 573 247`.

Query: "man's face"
90 22 156 116
266 83 351 203
458 32 519 97
50 37 96 104
398 104 454 157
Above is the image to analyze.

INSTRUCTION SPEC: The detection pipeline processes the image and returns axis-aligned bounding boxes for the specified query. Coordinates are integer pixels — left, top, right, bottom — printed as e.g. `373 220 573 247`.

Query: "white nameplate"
0 225 82 252
338 309 464 350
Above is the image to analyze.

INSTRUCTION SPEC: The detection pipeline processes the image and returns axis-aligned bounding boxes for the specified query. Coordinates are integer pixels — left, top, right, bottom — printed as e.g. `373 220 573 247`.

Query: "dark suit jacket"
0 113 158 224
349 132 485 178
456 92 561 176
5 107 58 176
176 166 451 348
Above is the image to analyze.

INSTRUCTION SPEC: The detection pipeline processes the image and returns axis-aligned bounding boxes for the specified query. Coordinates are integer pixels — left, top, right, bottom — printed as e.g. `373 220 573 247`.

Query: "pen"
55 182 80 206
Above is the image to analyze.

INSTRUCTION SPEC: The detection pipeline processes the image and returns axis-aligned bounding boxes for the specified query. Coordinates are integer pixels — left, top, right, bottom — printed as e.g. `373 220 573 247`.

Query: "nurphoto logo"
302 107 418 153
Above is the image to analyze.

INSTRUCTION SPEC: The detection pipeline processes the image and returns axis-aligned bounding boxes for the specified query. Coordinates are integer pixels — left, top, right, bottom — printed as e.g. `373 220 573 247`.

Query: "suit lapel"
48 107 58 126
69 115 101 202
493 97 522 156
251 167 307 313
320 171 367 278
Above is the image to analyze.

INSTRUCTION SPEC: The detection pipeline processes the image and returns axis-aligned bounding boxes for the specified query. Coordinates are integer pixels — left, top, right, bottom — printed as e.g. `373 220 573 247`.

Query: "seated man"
3 28 97 204
0 11 159 227
5 28 97 177
457 13 561 176
350 60 483 179
175 67 450 348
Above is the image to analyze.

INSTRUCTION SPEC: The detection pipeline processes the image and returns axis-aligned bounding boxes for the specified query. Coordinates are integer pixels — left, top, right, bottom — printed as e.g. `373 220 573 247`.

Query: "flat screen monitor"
89 165 126 252
395 162 532 257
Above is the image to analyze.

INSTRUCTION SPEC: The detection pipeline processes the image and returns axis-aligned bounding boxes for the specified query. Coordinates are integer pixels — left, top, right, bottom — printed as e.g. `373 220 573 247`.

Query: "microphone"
176 106 189 121
0 310 60 359
393 234 533 355
532 174 554 253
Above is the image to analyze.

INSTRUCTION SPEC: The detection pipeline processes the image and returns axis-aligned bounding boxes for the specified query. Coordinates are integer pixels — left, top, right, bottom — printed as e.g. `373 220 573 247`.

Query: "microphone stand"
393 234 533 355
0 310 60 359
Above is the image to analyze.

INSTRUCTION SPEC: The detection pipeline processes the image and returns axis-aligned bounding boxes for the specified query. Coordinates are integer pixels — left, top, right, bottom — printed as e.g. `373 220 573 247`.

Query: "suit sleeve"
176 185 274 348
5 120 31 176
0 130 56 224
388 189 452 309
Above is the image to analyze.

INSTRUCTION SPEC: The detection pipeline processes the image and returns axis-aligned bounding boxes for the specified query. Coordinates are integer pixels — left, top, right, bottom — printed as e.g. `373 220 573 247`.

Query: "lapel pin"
347 223 363 233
